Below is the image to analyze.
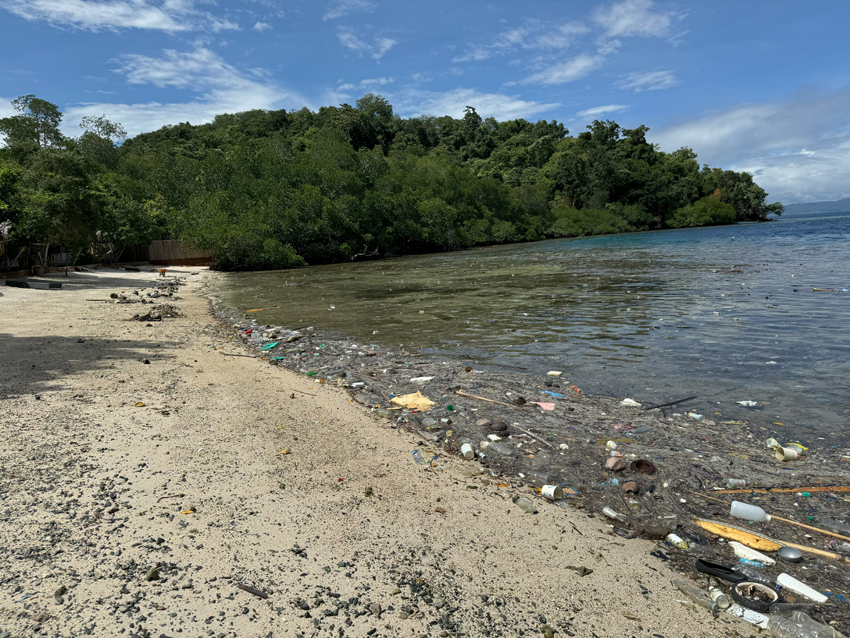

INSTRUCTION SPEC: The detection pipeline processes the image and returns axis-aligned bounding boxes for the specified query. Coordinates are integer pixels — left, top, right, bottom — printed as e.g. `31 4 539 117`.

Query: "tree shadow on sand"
0 332 181 400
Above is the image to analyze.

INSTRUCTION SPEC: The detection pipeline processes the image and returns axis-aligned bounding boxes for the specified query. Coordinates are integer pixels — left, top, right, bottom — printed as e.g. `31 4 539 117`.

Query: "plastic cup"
460 443 474 459
775 446 799 461
541 485 564 500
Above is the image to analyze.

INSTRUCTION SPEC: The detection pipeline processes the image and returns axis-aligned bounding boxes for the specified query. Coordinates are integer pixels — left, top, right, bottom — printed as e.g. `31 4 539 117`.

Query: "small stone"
364 486 373 497
541 624 555 638
433 597 445 609
54 585 67 604
489 421 508 432
369 602 381 618
145 568 160 582
605 457 626 472
475 418 493 428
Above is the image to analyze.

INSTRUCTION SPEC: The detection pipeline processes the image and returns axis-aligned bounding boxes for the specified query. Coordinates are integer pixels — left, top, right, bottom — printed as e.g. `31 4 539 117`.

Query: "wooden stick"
770 515 850 543
780 540 850 564
456 390 516 408
512 424 555 450
715 486 850 494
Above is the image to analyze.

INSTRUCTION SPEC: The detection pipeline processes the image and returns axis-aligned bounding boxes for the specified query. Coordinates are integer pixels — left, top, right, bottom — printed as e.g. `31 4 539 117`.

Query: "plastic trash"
709 587 731 609
767 610 846 637
602 507 627 523
486 441 514 456
689 412 705 421
620 398 641 407
811 516 850 537
727 478 747 488
730 501 772 522
673 580 718 614
666 533 689 550
411 450 425 465
460 443 474 459
512 496 537 514
730 541 776 565
737 564 777 588
776 574 828 603
775 447 799 461
738 401 759 407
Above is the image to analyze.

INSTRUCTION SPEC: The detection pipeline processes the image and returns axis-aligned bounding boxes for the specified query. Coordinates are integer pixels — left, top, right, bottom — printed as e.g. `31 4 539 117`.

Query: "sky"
1 0 849 204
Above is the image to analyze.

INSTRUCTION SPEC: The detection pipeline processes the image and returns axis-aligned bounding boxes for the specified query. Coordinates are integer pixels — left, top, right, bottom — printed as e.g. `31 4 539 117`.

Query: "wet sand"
0 267 787 637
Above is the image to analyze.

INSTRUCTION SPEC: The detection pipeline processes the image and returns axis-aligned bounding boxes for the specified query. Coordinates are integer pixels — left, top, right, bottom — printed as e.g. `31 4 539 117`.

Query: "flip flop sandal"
694 559 748 584
731 581 781 613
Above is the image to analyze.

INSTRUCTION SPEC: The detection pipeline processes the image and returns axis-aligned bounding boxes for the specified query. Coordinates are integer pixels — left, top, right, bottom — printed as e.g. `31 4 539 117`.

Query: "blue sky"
1 0 848 203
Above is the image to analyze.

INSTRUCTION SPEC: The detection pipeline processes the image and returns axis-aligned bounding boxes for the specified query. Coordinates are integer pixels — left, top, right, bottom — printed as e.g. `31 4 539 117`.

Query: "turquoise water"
216 213 850 441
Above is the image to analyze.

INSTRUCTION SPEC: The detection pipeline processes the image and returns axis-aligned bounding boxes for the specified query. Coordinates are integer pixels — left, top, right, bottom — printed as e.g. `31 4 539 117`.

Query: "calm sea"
215 212 850 445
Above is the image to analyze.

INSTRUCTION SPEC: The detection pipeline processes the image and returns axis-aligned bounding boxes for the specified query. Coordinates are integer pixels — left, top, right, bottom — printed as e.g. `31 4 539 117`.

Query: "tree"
0 95 64 151
78 115 127 168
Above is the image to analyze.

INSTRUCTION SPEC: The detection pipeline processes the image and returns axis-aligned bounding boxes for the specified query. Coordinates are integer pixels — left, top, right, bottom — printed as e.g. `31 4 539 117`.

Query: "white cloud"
61 47 308 137
593 0 673 38
252 21 271 32
453 20 589 62
0 0 237 32
397 88 559 121
617 69 677 92
337 28 397 59
327 77 394 103
650 87 850 202
522 54 602 85
576 104 628 119
323 0 375 21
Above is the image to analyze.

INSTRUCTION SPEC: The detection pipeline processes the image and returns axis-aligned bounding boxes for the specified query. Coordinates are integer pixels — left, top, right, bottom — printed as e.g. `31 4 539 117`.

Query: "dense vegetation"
0 94 783 271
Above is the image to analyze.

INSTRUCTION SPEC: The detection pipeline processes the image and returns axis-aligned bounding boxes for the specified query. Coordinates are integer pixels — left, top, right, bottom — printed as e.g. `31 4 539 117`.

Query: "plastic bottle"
512 496 537 514
602 507 627 523
666 533 689 550
411 450 424 464
730 500 772 522
811 516 850 537
766 610 846 638
737 563 777 588
727 478 747 488
708 587 731 610
486 441 515 456
673 580 718 614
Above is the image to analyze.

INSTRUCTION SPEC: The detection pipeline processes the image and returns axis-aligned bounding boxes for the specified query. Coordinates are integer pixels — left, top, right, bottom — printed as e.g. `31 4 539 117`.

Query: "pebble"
489 421 508 432
144 568 160 582
475 418 493 428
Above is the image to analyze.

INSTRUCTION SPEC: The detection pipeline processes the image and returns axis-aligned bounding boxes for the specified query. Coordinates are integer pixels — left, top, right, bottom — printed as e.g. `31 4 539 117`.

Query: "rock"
369 603 381 618
54 585 67 604
145 568 160 582
432 597 445 609
605 457 626 472
489 421 508 432
475 418 493 428
541 624 555 638
32 610 50 623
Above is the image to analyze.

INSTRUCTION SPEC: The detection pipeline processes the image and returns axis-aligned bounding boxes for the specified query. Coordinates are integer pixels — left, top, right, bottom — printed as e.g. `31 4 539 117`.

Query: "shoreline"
0 267 845 637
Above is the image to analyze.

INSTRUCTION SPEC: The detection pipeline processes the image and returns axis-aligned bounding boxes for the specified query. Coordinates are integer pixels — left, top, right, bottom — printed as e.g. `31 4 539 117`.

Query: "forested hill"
0 94 783 271
782 198 850 215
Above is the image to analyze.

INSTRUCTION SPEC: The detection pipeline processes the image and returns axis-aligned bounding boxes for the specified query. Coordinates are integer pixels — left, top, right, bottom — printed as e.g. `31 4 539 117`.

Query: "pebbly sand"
0 267 754 637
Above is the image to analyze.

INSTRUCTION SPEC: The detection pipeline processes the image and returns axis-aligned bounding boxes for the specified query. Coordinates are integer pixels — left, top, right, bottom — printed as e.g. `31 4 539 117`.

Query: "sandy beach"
0 267 760 637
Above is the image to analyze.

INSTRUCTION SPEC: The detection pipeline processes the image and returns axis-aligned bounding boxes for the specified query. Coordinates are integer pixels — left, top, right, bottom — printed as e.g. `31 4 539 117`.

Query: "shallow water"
215 213 850 443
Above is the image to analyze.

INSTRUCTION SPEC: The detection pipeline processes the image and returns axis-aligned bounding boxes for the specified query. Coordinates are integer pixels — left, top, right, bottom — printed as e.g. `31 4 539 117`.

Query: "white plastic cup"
541 485 564 500
606 440 617 450
775 446 799 461
460 443 474 459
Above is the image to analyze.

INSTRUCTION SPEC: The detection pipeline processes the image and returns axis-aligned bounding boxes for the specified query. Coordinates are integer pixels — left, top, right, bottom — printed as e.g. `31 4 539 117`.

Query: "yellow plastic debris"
280 448 291 455
134 402 146 407
390 391 436 411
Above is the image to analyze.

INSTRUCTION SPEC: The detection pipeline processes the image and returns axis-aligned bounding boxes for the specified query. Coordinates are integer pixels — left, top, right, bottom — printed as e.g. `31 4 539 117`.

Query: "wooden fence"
148 240 213 266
